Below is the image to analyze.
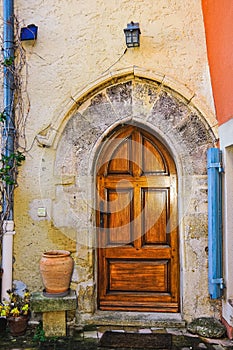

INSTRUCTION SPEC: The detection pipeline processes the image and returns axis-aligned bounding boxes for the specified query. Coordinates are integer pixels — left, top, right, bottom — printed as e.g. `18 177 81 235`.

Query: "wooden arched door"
96 126 179 312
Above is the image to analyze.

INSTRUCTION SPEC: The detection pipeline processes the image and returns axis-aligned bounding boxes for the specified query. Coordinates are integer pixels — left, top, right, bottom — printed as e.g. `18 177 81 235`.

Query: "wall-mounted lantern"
20 24 38 41
124 21 141 48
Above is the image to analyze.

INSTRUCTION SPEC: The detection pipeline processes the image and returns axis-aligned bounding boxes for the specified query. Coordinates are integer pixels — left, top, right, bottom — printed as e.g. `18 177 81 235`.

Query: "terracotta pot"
39 250 74 296
8 316 28 336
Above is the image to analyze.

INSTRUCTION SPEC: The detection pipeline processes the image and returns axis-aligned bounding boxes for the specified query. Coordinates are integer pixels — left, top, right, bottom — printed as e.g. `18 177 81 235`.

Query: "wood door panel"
97 126 179 312
108 138 132 174
142 137 168 174
107 189 133 245
142 188 169 244
108 259 169 292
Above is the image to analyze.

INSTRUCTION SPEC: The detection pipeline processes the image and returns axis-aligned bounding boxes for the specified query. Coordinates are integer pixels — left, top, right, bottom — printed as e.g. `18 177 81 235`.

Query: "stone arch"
50 72 217 321
54 76 216 176
37 67 217 150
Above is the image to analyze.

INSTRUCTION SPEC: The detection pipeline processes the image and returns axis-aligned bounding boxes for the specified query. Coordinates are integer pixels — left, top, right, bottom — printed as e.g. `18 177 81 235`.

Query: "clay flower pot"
8 316 29 336
39 250 74 296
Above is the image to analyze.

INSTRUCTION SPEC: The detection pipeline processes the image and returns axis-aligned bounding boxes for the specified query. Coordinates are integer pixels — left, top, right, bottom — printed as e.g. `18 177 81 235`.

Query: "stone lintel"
31 289 77 313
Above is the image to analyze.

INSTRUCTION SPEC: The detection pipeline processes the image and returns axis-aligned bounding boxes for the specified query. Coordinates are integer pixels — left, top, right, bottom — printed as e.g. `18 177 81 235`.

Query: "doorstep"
77 311 186 329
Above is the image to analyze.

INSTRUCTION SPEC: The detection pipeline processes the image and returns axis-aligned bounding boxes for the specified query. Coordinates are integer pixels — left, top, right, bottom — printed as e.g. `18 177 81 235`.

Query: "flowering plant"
3 288 30 318
0 303 10 317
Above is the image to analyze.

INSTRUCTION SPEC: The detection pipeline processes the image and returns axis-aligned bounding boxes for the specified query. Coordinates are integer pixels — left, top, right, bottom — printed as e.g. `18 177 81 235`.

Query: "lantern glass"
132 31 139 46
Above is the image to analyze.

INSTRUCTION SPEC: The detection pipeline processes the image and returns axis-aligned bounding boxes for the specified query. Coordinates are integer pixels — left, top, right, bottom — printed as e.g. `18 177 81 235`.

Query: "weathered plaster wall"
14 0 214 143
11 0 219 323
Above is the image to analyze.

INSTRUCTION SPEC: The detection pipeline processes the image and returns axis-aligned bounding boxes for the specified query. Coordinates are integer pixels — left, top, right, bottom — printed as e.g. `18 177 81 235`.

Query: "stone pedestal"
31 289 77 337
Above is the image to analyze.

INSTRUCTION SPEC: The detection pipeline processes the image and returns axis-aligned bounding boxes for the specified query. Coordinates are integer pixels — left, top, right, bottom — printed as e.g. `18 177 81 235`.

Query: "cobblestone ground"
1 324 233 350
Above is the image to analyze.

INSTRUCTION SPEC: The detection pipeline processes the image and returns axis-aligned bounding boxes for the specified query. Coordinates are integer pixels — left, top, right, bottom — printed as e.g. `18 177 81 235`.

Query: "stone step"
78 311 186 329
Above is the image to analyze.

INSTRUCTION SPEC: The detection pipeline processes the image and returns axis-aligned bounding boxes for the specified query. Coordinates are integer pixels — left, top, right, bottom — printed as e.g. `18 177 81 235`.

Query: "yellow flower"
10 307 20 317
0 309 7 317
0 304 10 317
21 304 29 315
24 292 30 298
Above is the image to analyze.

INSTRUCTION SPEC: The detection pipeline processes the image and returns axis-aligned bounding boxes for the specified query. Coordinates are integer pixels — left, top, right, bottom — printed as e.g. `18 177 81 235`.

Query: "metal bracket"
211 278 225 289
207 162 224 173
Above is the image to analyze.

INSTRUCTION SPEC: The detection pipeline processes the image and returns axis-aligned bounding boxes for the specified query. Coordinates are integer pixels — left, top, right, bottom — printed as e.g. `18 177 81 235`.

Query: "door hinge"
211 278 225 289
207 162 224 173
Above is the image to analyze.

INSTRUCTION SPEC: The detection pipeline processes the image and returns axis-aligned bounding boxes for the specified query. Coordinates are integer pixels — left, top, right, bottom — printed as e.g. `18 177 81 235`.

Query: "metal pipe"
3 0 15 219
207 147 224 299
1 221 15 301
1 0 15 301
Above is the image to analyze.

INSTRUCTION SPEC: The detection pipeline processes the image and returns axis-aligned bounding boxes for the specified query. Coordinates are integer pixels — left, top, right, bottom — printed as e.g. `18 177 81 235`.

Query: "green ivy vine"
0 151 25 185
0 16 28 228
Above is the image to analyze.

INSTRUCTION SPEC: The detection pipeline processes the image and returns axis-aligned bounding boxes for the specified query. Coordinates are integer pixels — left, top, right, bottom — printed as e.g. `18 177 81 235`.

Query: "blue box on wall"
20 24 38 41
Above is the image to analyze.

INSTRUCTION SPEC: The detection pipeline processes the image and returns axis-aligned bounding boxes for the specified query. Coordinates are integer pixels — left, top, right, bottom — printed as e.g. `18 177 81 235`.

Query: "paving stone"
219 338 233 347
83 330 98 338
110 329 125 333
151 327 167 333
123 326 139 332
166 327 183 335
183 330 200 337
138 328 152 333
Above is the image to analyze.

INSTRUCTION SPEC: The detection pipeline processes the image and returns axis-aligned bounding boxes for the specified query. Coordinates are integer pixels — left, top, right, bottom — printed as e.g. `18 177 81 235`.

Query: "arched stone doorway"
46 70 217 321
96 124 179 312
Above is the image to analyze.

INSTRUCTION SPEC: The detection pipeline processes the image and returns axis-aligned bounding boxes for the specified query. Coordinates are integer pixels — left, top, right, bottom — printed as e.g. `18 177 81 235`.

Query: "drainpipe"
1 0 15 301
207 148 224 299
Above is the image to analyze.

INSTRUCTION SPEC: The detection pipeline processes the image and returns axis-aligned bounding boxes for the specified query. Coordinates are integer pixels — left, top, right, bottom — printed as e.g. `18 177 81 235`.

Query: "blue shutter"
207 148 224 299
